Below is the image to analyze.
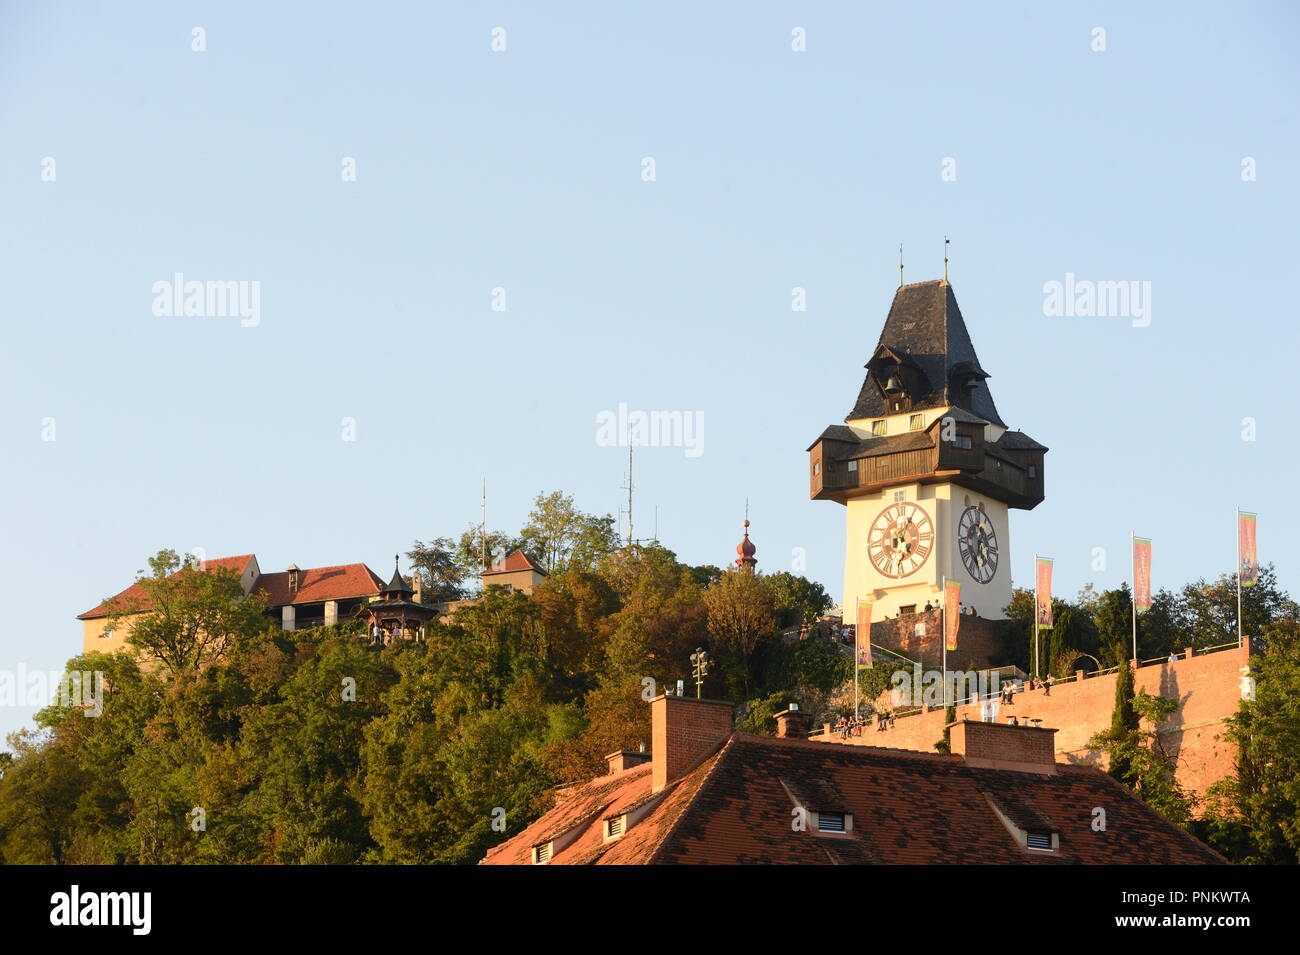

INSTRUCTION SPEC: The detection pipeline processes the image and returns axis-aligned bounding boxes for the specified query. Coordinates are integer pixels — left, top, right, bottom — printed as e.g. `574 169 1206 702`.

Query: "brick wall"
820 643 1248 805
869 608 1009 670
651 695 734 792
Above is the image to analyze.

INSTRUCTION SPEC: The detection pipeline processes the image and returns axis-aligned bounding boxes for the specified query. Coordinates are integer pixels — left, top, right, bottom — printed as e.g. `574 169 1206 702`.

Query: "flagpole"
1130 530 1138 663
853 600 860 719
1032 553 1039 681
941 576 948 710
1236 507 1243 649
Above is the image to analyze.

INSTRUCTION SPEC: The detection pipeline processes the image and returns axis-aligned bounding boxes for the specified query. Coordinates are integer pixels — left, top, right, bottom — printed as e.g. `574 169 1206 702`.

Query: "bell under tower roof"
847 280 1005 427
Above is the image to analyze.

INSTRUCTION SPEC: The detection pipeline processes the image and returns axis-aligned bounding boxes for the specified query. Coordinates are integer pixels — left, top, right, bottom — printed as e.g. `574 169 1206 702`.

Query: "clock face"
867 501 934 579
957 504 999 584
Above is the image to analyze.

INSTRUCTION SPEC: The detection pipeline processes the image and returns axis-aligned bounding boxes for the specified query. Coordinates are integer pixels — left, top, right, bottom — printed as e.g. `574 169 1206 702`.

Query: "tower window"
892 490 905 502
1028 465 1038 478
953 435 972 450
909 414 923 431
813 461 820 476
847 459 858 472
871 419 886 437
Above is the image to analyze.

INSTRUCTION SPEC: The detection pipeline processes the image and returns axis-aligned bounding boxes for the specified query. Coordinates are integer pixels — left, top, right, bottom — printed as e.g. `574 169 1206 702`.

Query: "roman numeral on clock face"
867 501 933 579
957 504 999 583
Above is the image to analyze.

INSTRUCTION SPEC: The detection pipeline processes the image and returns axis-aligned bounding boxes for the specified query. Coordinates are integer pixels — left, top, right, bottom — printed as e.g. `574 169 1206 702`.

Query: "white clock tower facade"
808 280 1046 625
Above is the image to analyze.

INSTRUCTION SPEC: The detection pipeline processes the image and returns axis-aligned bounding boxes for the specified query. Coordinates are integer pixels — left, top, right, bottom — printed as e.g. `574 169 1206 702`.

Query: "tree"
406 538 467 602
1044 604 1095 677
1199 616 1300 863
1176 564 1295 652
764 572 834 630
531 569 620 677
0 729 84 864
453 525 524 583
111 550 270 674
1087 583 1177 665
520 491 619 574
703 569 779 698
1092 655 1142 797
1089 684 1193 827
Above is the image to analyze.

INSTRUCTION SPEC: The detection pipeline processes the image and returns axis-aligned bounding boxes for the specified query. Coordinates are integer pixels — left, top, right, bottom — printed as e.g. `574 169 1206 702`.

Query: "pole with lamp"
689 648 711 699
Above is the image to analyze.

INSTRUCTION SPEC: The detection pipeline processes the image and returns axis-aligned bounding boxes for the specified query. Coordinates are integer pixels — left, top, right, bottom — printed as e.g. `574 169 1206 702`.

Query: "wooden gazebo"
359 556 438 645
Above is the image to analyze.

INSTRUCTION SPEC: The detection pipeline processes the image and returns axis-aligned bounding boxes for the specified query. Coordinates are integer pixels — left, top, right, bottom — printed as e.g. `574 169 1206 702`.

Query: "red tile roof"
77 555 256 620
482 549 547 577
481 732 1225 865
78 555 387 620
251 564 385 606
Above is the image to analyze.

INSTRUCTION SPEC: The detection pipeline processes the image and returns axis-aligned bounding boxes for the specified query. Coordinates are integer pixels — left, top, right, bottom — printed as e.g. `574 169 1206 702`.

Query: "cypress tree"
1107 655 1140 782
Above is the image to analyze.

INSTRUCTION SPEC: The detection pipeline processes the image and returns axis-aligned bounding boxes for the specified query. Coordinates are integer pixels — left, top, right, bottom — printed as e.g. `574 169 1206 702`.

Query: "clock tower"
808 280 1047 623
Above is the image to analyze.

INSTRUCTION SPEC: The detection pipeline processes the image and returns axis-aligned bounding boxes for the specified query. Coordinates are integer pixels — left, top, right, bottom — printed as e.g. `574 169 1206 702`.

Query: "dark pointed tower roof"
382 555 414 598
847 281 1005 427
735 520 757 569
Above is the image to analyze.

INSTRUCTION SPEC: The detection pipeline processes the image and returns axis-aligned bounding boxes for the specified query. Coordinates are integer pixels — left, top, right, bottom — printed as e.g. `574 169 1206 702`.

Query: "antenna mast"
624 444 634 545
480 479 487 570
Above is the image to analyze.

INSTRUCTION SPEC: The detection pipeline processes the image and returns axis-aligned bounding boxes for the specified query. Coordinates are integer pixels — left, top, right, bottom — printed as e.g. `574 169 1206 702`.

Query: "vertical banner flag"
1133 537 1153 613
1035 558 1054 630
855 599 873 667
944 580 961 651
1238 512 1258 588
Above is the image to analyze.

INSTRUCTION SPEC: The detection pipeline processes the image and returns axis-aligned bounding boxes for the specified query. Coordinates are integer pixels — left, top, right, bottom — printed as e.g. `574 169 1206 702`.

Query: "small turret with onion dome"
735 519 757 570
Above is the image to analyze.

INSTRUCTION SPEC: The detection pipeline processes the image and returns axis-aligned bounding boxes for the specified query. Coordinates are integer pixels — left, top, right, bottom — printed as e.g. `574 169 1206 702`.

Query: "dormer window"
984 792 1060 854
871 419 886 437
816 811 850 833
532 842 553 864
603 815 626 841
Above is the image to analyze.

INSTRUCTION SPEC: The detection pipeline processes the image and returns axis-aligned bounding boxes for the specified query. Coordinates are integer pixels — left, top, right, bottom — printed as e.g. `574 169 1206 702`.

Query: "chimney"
287 564 300 595
412 573 423 604
605 749 652 775
775 705 813 739
651 694 733 793
949 719 1058 774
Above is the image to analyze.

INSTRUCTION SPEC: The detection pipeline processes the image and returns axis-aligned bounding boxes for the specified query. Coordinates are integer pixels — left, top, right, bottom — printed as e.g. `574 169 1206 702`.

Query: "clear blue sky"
2 2 1296 738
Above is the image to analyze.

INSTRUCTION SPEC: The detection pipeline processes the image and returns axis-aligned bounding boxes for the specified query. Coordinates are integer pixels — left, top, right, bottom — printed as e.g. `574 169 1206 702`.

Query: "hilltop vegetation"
0 494 844 864
1 491 1296 864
